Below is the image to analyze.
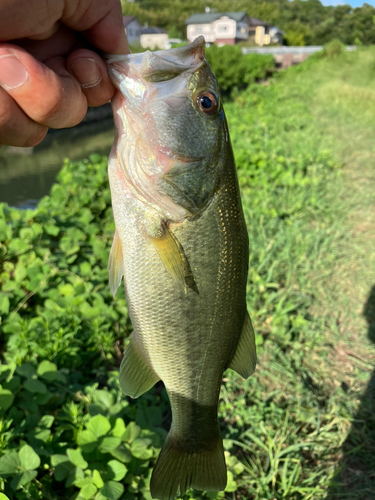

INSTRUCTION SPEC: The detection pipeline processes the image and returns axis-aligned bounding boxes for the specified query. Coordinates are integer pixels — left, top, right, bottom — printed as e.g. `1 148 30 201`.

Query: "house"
269 27 284 45
248 18 284 46
140 27 168 50
185 12 249 46
185 12 283 47
123 16 142 46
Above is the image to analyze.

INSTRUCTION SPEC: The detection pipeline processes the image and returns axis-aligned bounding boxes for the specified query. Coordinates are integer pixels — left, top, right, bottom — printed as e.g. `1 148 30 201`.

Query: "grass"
219 46 375 499
0 47 375 500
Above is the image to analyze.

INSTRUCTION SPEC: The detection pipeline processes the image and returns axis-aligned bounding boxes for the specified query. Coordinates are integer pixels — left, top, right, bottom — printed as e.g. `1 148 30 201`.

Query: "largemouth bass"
106 36 256 500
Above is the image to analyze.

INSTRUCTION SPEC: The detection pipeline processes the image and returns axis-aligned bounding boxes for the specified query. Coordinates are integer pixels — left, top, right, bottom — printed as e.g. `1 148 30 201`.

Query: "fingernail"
70 58 101 89
0 54 29 90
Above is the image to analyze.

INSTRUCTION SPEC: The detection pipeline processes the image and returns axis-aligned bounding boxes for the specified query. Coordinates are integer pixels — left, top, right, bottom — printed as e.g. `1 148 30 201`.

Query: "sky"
321 0 375 5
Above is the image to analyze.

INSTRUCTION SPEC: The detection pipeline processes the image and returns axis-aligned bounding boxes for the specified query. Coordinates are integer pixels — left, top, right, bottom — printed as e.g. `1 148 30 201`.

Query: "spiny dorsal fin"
229 311 257 379
149 223 196 294
108 230 124 298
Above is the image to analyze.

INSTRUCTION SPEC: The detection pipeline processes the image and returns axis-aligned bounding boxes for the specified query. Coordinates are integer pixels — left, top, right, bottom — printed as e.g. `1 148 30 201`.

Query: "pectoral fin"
119 337 160 398
229 312 257 379
108 230 124 298
149 223 197 294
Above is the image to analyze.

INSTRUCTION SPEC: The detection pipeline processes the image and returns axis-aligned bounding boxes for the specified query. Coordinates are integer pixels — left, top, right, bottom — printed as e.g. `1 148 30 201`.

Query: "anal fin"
229 311 257 379
119 337 160 398
108 230 124 298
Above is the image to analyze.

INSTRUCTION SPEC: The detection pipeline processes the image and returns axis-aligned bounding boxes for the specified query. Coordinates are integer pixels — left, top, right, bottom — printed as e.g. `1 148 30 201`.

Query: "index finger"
62 0 129 55
0 0 129 55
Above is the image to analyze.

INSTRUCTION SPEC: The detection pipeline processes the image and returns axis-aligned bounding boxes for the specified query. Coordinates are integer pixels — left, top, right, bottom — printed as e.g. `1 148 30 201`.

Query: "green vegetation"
206 45 275 94
1 46 375 499
121 0 375 47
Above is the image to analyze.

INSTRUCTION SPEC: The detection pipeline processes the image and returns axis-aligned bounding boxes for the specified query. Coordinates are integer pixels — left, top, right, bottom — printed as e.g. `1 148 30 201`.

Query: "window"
218 25 227 32
196 26 202 34
241 27 247 34
128 29 133 36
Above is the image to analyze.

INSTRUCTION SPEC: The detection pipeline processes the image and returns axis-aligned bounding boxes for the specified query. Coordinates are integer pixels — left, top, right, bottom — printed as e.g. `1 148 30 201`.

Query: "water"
0 117 115 209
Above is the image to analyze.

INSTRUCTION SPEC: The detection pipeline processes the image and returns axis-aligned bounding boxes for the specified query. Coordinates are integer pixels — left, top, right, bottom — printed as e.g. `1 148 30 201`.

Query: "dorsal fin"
108 230 124 298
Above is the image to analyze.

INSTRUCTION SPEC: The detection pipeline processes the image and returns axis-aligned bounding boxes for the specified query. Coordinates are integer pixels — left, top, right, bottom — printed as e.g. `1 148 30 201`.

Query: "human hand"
0 0 129 148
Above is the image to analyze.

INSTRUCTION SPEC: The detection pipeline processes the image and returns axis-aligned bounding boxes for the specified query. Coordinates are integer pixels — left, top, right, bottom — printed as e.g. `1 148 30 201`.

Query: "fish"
105 36 256 500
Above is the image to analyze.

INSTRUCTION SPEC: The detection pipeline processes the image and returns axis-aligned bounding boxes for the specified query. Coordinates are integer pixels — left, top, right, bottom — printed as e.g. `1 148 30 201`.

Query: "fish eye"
197 92 219 115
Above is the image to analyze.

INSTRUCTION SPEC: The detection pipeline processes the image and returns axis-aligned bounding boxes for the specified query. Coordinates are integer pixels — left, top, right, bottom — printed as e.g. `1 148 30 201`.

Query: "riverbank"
0 118 114 208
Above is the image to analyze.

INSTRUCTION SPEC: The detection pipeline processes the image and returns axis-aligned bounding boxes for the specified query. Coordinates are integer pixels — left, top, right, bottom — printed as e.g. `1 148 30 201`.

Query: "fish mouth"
105 36 205 64
105 37 206 84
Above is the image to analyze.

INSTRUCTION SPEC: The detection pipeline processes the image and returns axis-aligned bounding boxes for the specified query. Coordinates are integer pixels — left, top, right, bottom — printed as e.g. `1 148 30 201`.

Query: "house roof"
122 16 141 27
185 12 248 25
248 17 271 27
141 27 167 35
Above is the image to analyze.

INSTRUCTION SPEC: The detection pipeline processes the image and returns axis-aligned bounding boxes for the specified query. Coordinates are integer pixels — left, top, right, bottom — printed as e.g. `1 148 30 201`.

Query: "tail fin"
150 430 227 500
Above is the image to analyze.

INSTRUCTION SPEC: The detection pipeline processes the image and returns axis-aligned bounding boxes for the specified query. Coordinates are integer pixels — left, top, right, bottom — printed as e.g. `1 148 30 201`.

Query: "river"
0 116 115 209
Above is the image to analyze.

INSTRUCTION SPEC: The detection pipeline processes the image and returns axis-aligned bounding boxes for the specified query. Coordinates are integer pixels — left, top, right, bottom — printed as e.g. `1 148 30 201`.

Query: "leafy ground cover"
0 47 375 500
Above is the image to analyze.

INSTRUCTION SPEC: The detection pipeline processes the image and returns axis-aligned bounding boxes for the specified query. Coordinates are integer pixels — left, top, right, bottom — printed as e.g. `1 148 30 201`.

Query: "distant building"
185 12 249 46
248 18 284 46
185 12 283 47
140 27 168 50
269 27 284 45
123 16 142 45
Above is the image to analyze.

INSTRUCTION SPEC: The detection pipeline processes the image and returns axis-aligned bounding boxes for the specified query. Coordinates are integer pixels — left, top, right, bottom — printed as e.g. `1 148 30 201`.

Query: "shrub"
206 44 275 94
244 54 276 84
284 31 305 47
320 39 346 58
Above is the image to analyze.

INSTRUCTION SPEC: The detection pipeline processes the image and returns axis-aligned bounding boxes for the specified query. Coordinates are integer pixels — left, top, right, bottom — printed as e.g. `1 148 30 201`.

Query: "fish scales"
106 36 256 500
